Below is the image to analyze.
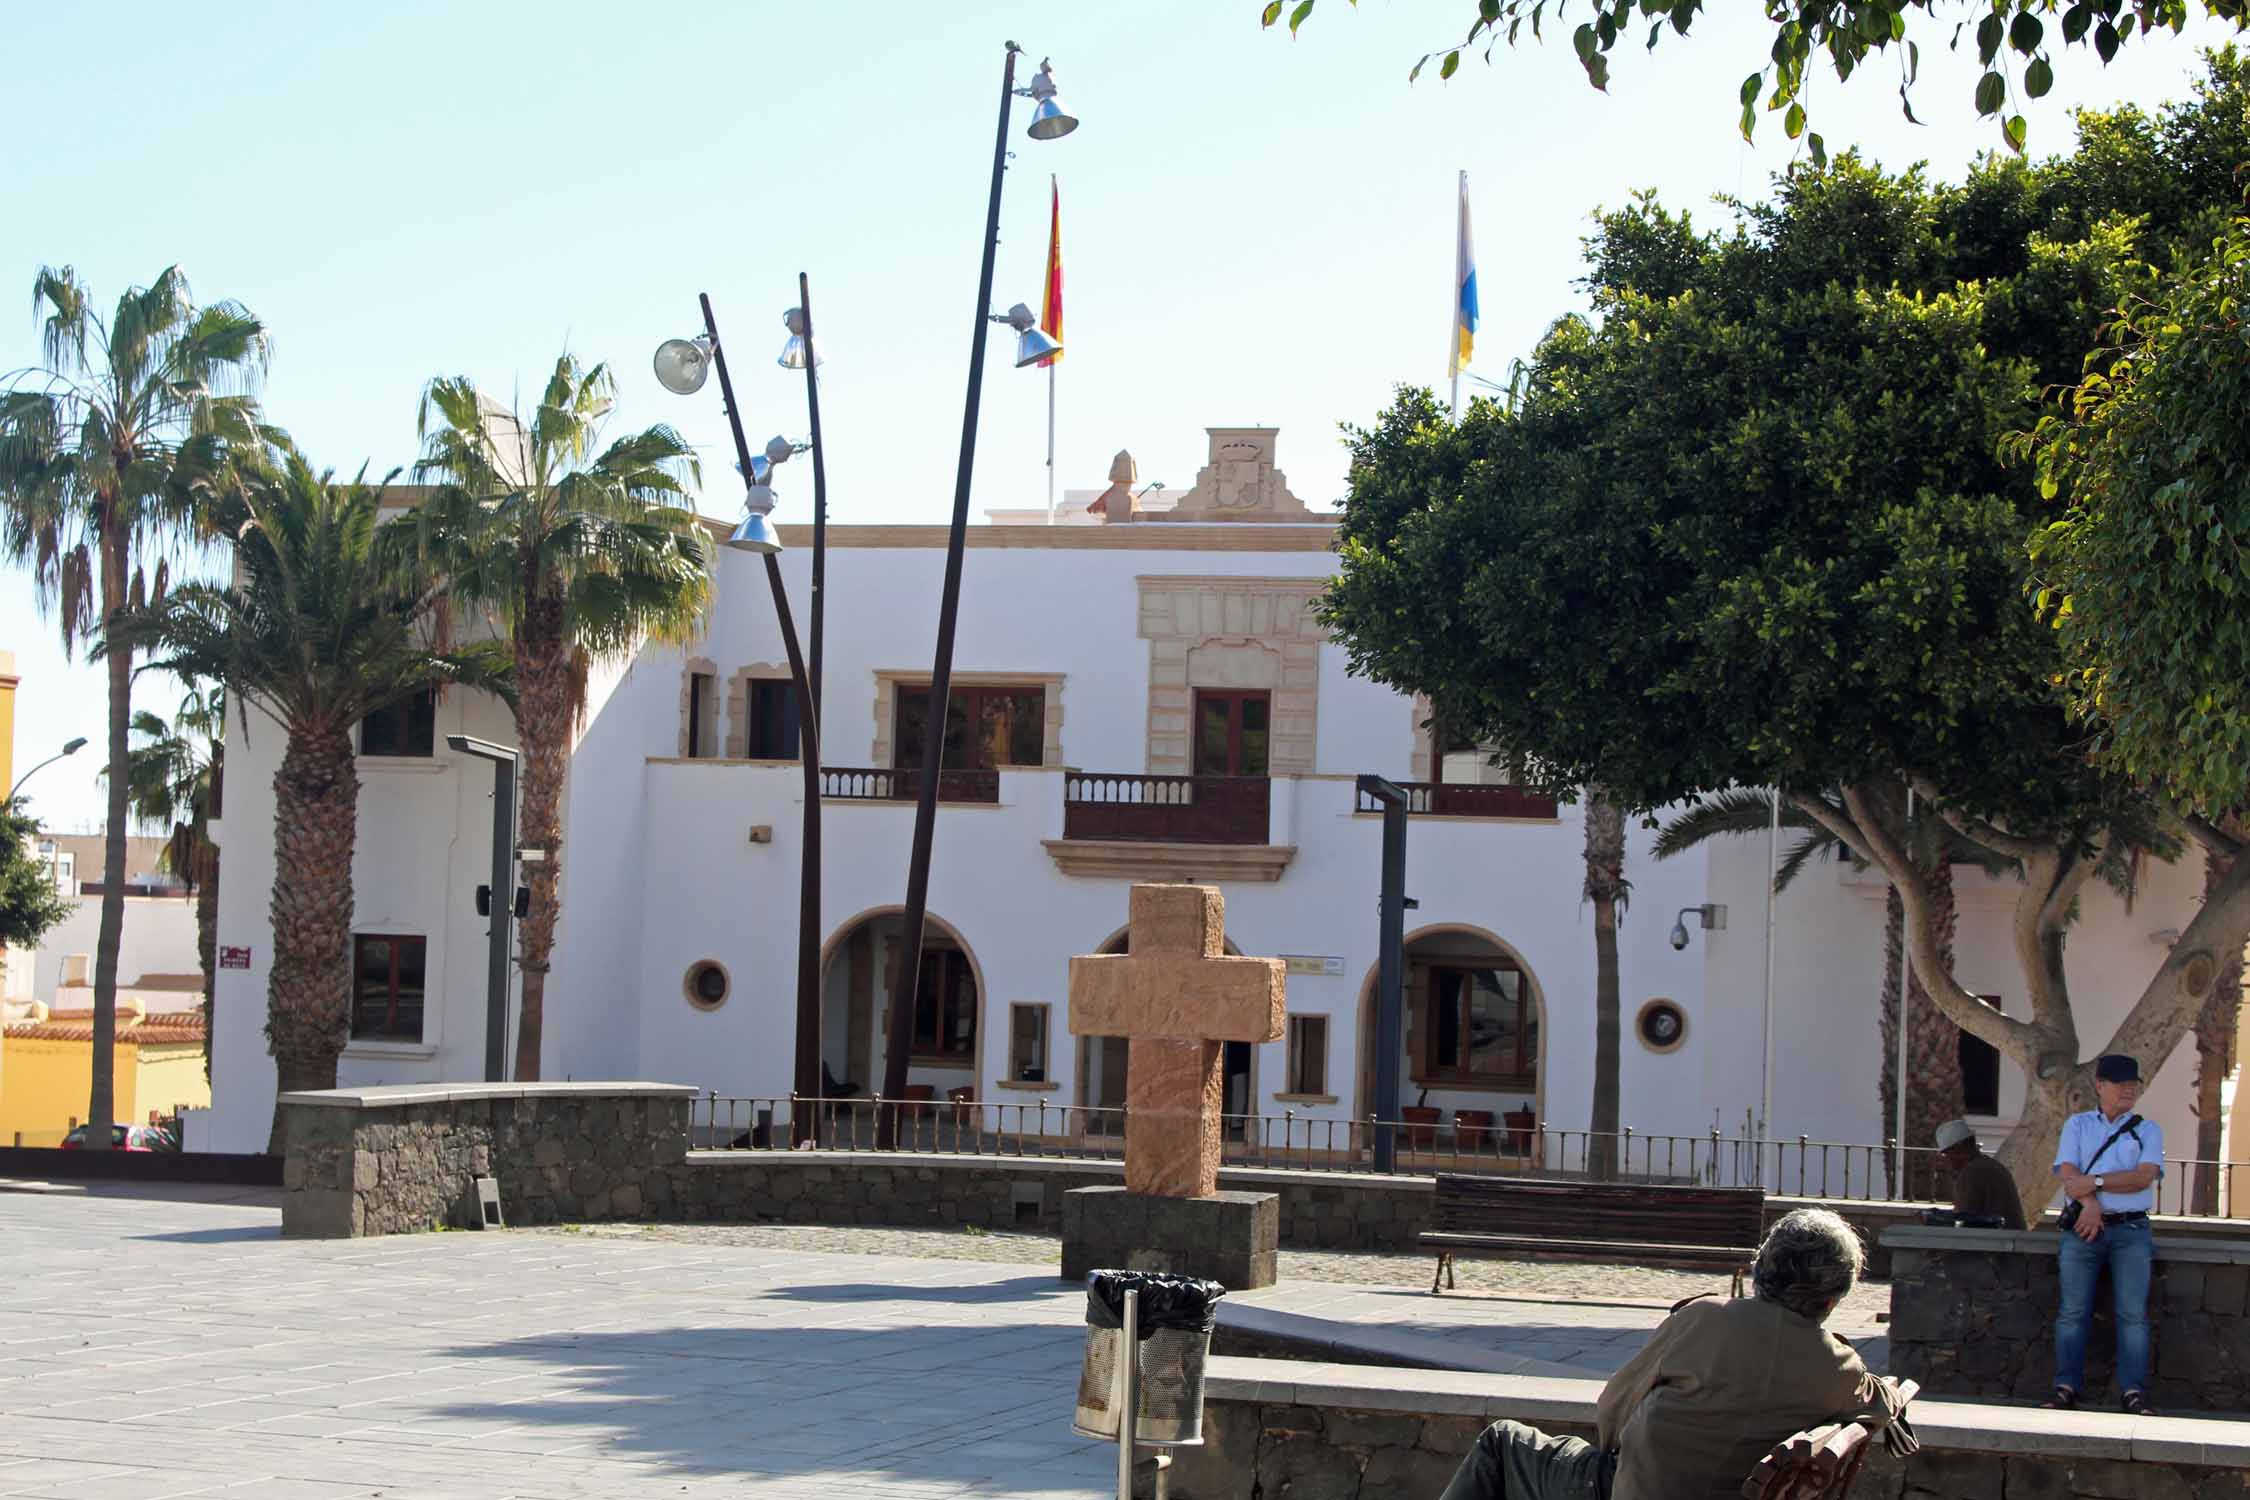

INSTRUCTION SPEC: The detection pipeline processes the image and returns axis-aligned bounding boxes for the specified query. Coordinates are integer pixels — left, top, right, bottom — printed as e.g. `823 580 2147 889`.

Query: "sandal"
2122 1390 2158 1416
2041 1387 2078 1410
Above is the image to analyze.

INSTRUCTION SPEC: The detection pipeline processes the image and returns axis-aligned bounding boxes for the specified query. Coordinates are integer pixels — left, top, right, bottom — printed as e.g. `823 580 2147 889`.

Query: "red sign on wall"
219 946 252 970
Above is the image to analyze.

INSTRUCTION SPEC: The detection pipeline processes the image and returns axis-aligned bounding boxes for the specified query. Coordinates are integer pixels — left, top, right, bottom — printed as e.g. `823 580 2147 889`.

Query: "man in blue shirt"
2048 1053 2164 1414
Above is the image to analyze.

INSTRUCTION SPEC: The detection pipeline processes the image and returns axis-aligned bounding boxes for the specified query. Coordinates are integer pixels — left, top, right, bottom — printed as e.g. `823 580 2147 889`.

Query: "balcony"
1355 780 1559 820
820 765 1001 804
1046 772 1293 882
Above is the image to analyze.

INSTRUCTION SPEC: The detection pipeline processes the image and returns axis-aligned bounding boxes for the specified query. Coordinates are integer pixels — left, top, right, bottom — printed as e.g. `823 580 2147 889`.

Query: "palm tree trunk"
510 604 572 1083
2194 843 2243 1213
196 840 220 1086
87 525 131 1150
265 726 359 1156
1902 860 1964 1199
1584 789 1626 1179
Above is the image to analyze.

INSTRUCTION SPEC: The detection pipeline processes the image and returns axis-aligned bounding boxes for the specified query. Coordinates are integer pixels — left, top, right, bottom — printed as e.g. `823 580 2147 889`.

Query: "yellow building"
0 1003 209 1147
0 647 17 797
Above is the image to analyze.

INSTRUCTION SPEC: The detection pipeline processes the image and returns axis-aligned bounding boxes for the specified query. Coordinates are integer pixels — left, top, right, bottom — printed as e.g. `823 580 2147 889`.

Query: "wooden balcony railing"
821 765 1001 804
1062 772 1270 845
1354 780 1560 819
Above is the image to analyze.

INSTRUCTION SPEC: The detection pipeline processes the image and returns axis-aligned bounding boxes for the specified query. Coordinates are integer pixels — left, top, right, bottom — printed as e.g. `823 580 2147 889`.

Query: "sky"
3 1 2241 832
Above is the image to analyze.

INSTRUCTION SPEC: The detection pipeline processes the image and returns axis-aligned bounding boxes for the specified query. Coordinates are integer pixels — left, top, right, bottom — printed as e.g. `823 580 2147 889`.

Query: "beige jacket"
1597 1295 1904 1500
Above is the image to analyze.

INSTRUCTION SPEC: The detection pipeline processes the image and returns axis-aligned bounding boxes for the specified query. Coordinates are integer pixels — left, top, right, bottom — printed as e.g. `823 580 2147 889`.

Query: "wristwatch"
2093 1174 2107 1192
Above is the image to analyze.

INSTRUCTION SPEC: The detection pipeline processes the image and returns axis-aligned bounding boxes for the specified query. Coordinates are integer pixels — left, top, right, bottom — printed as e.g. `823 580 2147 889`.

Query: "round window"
1636 998 1688 1054
684 960 731 1011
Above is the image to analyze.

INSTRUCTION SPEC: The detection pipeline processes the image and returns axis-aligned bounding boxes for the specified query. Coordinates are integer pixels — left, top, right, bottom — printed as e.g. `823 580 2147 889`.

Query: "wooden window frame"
1416 961 1535 1089
1008 1002 1050 1084
1193 689 1272 777
351 933 428 1042
893 683 1047 772
1287 1015 1328 1097
359 688 437 759
747 677 800 761
910 947 977 1066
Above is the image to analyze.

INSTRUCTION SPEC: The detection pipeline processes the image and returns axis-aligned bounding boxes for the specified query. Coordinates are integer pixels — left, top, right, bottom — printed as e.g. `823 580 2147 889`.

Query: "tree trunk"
264 726 359 1156
86 525 132 1150
1903 861 1964 1198
1584 789 1626 1179
196 838 219 1086
2194 843 2244 1213
510 601 572 1083
1879 886 1904 1193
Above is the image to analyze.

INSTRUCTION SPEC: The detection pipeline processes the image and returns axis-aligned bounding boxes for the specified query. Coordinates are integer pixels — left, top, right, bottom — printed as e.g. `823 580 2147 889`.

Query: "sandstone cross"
1068 883 1285 1197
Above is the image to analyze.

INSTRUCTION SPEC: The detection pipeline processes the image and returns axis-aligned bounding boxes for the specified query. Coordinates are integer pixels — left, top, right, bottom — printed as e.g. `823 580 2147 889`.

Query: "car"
58 1123 179 1152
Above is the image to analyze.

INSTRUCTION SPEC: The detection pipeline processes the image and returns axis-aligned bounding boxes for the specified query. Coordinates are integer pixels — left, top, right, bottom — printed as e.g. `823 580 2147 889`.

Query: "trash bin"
1073 1270 1224 1447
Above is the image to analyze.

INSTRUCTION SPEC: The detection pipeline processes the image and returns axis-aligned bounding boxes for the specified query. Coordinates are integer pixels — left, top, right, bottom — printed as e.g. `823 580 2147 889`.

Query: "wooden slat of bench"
1419 1230 1753 1269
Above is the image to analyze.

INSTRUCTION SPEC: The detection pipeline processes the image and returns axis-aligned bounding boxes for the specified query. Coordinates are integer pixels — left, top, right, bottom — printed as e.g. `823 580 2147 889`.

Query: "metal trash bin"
1073 1270 1224 1447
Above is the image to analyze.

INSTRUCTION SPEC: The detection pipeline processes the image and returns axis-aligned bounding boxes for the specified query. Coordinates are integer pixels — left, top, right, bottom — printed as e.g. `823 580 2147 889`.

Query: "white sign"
1282 955 1346 978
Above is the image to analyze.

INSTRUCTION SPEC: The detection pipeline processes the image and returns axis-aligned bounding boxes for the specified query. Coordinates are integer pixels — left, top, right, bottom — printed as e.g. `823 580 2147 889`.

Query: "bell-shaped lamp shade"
764 435 795 466
1024 62 1078 141
745 455 773 487
778 333 823 370
653 337 712 395
1014 325 1063 368
726 510 784 555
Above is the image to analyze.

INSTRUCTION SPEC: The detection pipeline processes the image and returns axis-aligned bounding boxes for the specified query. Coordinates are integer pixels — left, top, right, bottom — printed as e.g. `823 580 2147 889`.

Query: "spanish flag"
1039 176 1063 367
1450 170 1478 380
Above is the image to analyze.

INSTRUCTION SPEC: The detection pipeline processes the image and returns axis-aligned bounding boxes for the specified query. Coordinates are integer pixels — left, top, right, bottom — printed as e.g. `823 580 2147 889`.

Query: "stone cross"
1067 883 1285 1197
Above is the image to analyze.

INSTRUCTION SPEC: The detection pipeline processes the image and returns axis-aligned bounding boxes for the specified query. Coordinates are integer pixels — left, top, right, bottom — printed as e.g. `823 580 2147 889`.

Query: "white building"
200 427 2212 1186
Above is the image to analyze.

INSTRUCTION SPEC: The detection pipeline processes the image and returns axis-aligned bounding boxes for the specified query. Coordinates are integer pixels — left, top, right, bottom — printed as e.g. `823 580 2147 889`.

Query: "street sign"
218 946 251 970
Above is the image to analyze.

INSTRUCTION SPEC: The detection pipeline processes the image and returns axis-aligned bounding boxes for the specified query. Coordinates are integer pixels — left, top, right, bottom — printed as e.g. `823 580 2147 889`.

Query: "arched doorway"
1356 925 1546 1159
1076 925 1256 1140
817 908 985 1111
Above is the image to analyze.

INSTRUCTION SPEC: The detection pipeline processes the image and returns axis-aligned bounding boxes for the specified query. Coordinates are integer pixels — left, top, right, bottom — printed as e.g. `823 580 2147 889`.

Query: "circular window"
1636 998 1688 1054
684 960 731 1011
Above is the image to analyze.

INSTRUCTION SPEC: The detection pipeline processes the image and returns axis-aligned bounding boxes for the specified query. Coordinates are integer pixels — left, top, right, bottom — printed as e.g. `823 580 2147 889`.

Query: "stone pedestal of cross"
1068 883 1285 1198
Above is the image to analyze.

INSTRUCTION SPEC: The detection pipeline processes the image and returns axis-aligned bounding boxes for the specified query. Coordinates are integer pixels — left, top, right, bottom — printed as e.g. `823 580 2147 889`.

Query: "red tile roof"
4 1008 208 1045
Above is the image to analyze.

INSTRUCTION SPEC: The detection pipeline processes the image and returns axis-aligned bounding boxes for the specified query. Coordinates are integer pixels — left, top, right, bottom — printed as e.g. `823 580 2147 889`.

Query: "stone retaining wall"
1885 1224 2250 1414
1167 1358 2250 1499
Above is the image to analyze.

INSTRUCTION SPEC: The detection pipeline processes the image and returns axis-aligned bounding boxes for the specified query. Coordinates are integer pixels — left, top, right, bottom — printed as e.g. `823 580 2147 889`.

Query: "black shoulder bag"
2058 1114 2142 1232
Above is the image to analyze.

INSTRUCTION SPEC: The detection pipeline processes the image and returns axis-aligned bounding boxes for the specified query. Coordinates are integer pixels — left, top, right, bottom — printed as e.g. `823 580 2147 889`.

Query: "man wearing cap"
2048 1053 2164 1414
1936 1120 2026 1230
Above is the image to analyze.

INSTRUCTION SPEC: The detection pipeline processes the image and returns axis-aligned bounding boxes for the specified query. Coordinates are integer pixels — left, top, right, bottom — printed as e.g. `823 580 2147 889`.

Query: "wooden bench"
1741 1380 1918 1499
1420 1175 1764 1294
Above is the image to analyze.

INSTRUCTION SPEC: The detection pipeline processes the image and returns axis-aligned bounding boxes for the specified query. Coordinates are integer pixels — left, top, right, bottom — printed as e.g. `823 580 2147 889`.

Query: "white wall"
25 893 200 1005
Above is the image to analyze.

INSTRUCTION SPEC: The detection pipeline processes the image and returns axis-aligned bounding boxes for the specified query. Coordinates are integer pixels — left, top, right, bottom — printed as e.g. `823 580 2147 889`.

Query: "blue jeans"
2055 1216 2154 1395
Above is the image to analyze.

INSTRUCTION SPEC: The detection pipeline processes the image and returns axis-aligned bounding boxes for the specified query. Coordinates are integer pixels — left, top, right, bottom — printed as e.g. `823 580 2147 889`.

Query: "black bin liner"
1084 1270 1225 1338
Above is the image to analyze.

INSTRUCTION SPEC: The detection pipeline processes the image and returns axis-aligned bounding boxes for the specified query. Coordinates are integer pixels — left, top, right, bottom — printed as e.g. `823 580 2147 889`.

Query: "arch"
1354 922 1549 1151
1075 924 1256 1138
817 905 987 1102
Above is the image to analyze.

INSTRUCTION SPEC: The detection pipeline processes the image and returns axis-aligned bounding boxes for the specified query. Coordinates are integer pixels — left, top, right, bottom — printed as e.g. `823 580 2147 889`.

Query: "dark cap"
2094 1054 2142 1084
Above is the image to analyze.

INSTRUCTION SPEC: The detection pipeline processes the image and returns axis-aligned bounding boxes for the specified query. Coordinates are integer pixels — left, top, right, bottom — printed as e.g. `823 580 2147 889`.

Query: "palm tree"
126 448 511 1152
0 266 265 1149
1583 787 1628 1179
118 686 225 1081
412 354 707 1080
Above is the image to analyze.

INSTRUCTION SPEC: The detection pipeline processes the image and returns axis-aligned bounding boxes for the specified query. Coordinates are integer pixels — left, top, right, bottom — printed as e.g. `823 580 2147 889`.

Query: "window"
352 934 428 1041
1961 994 2003 1115
684 960 730 1011
1009 1003 1049 1082
894 684 1045 770
1287 1015 1328 1096
360 688 436 758
1419 962 1536 1086
1194 690 1270 776
912 948 977 1063
686 671 716 758
1636 998 1688 1054
748 678 800 760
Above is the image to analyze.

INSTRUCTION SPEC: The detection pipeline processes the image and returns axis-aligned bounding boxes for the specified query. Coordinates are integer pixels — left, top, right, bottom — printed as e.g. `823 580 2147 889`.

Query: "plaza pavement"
0 1181 1887 1498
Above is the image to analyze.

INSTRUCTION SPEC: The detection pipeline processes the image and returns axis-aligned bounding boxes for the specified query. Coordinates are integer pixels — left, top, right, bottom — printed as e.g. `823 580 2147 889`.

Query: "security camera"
1670 920 1691 952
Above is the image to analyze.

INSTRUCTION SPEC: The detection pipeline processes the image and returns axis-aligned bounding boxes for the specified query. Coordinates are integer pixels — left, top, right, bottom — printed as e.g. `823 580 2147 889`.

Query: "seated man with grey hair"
1437 1208 1912 1500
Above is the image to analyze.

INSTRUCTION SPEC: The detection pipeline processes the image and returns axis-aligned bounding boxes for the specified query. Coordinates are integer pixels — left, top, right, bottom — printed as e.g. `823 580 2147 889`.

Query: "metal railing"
819 765 1000 804
686 1095 2250 1217
1353 780 1561 820
1062 771 1270 845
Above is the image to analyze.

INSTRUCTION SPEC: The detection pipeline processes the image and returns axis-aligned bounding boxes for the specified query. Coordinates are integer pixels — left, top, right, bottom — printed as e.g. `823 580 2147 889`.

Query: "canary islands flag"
1450 170 1478 379
1039 176 1063 367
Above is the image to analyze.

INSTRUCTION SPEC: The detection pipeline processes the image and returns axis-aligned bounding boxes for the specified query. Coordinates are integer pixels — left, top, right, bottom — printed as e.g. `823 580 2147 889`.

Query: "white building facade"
201 427 2212 1191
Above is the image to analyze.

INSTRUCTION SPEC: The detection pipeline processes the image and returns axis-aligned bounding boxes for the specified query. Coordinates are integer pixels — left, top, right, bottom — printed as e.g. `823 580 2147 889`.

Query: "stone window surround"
678 657 718 759
1137 576 1325 776
868 670 1065 770
1635 997 1688 1055
726 663 795 761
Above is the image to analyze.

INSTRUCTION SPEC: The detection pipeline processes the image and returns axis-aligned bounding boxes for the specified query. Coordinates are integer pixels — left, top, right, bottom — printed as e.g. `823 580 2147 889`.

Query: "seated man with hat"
2048 1053 2164 1414
1935 1119 2026 1230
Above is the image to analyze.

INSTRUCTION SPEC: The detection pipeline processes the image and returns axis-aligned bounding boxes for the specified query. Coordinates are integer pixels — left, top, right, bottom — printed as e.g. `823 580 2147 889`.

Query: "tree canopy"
1264 0 2248 154
0 798 73 951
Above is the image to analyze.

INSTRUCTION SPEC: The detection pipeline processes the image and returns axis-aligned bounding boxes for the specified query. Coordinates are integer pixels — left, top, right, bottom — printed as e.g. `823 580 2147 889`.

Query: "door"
1194 690 1271 777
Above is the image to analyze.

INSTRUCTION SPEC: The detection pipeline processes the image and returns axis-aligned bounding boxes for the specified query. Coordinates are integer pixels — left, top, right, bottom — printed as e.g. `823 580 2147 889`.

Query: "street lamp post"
656 297 826 1144
7 736 89 802
445 734 519 1084
780 278 828 715
877 43 1075 1149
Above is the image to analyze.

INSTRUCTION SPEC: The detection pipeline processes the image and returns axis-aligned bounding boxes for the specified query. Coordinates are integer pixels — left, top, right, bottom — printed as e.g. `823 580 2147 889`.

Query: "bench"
1420 1175 1764 1294
1742 1380 1918 1499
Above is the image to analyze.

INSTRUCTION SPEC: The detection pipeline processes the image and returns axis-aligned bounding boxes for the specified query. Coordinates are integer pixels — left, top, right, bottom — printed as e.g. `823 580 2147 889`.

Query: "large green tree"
0 266 265 1150
1264 0 2247 153
0 797 74 955
412 356 708 1080
128 448 511 1152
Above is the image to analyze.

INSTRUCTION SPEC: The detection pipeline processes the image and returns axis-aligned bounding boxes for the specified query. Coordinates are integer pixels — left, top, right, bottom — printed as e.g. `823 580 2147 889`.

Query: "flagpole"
1044 172 1061 523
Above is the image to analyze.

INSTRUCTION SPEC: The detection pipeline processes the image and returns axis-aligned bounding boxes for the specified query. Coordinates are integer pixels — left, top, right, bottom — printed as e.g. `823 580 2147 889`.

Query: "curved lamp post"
8 736 88 801
655 300 826 1143
878 44 1076 1149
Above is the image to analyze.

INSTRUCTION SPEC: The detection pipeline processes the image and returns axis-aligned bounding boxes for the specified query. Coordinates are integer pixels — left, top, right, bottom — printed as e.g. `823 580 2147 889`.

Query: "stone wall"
279 1083 699 1237
1885 1225 2250 1414
1166 1358 2250 1500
